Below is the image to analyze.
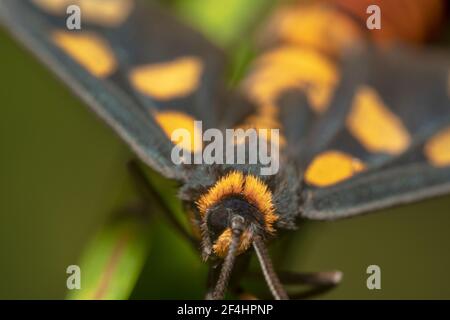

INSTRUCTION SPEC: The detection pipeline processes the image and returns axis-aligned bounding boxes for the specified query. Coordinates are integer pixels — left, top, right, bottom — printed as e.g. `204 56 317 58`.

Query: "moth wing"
299 47 450 219
0 0 251 180
302 147 450 220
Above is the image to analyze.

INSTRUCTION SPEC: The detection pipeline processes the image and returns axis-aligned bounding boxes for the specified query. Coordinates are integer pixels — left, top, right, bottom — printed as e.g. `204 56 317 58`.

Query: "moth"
1 0 449 299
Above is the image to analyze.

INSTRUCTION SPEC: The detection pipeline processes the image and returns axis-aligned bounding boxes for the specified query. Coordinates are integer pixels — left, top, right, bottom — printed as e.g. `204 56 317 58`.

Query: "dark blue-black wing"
298 47 450 219
0 0 251 180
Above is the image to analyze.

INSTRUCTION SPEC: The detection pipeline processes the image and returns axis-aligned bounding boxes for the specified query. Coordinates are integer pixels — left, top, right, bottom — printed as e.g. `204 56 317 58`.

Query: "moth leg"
127 159 199 250
278 270 343 287
246 269 342 299
205 262 221 300
205 254 252 299
279 270 342 299
288 285 337 299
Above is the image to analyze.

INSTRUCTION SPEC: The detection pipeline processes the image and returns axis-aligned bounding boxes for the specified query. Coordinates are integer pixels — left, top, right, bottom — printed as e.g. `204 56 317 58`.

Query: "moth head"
196 171 278 259
195 171 289 299
204 196 265 258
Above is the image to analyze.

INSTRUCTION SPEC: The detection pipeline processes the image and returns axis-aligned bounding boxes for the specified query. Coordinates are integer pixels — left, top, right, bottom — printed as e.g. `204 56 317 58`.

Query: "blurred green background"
1 0 450 299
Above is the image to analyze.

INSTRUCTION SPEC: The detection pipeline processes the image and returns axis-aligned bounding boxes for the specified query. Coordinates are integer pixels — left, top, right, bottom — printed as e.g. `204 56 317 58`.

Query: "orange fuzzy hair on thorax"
196 171 278 234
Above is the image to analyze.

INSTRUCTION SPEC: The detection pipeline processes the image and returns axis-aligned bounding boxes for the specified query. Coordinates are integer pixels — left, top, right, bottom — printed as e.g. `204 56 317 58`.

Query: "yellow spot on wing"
78 0 134 27
305 150 366 187
347 86 411 155
32 0 134 27
52 31 117 77
154 111 202 153
424 126 450 167
130 57 203 100
268 4 362 56
244 46 338 114
238 46 336 147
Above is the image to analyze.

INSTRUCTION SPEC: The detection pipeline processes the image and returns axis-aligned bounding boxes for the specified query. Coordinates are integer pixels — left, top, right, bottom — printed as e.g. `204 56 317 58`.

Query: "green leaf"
67 217 151 300
173 0 273 47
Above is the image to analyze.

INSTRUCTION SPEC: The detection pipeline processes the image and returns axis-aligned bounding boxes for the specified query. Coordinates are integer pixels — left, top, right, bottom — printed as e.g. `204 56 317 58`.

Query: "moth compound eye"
206 206 230 239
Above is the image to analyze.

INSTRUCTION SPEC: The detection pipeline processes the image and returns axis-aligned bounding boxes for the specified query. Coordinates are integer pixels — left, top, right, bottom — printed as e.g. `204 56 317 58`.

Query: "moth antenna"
209 215 245 300
253 235 289 300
